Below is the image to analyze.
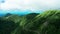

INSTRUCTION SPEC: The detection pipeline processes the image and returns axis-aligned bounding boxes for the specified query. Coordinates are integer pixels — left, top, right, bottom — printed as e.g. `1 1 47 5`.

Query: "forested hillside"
0 10 60 34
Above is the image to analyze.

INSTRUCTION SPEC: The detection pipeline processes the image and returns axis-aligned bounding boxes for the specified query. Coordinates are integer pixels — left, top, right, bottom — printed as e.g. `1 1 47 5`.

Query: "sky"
0 0 60 14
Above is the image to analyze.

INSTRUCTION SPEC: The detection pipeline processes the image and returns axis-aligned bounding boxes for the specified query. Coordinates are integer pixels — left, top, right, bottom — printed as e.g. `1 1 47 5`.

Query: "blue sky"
0 0 60 14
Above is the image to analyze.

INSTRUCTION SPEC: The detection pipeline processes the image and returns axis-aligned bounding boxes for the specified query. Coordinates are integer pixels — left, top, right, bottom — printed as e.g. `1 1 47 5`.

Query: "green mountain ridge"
0 10 60 34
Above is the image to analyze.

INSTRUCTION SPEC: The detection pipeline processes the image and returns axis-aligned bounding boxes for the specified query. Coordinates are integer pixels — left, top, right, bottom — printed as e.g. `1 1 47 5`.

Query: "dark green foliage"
0 18 18 34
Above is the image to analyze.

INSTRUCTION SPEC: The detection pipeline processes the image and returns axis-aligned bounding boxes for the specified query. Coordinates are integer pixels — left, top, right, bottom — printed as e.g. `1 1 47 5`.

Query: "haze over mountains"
0 9 44 16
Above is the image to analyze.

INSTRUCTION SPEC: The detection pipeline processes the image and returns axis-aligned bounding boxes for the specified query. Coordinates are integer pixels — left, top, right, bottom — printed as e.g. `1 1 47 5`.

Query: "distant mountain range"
0 9 44 16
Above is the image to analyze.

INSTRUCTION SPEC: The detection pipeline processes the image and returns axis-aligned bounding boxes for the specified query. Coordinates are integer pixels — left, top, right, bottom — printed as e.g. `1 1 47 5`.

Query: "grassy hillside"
0 10 60 34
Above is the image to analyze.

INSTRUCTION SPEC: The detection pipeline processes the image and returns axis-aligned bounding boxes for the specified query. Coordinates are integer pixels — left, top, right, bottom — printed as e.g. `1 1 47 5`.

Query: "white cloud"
0 0 60 11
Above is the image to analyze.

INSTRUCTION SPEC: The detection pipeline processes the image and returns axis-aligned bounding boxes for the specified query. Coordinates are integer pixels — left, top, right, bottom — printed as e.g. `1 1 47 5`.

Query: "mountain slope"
0 10 60 34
